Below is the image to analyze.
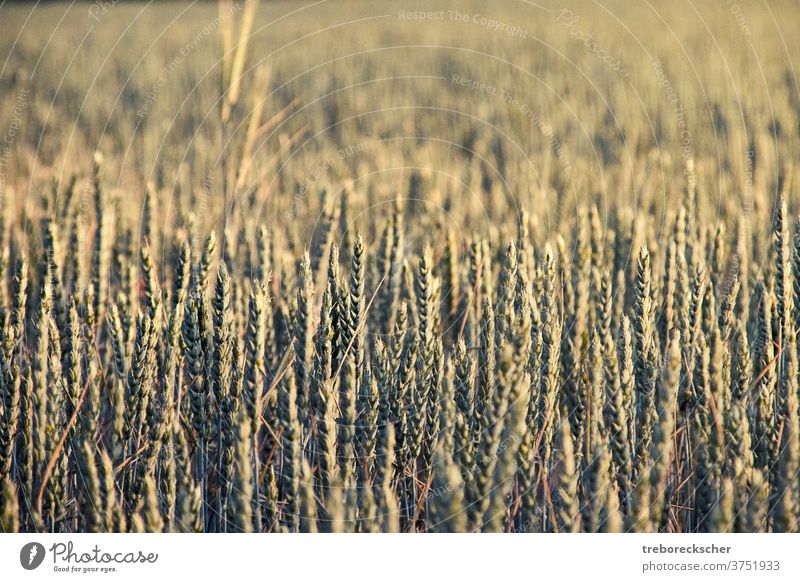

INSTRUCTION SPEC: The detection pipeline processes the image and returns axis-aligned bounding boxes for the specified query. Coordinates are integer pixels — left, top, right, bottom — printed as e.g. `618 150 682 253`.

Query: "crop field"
0 0 799 533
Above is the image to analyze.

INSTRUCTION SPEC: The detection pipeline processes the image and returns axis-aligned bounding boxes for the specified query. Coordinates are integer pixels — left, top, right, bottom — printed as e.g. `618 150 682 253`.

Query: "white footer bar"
1 533 797 582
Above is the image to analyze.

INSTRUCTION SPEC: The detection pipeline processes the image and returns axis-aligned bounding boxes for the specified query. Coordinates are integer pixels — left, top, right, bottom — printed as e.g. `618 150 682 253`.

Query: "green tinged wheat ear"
428 444 467 532
473 296 495 442
313 283 335 405
597 278 630 514
44 317 66 528
17 371 34 527
441 229 459 334
0 236 5 325
172 240 192 313
374 422 400 533
483 367 530 532
278 364 301 531
132 383 168 512
211 261 233 411
394 330 416 480
496 241 517 342
406 332 426 475
649 330 681 529
111 230 135 341
229 409 254 533
338 191 352 262
320 476 346 533
496 288 531 417
390 298 407 372
719 275 740 342
516 208 533 274
564 223 590 445
243 284 266 528
0 477 19 532
255 225 272 288
141 185 154 255
536 247 562 469
90 152 109 318
633 246 657 472
753 283 776 470
462 239 482 346
703 281 727 485
711 478 735 532
588 204 604 306
10 256 27 355
333 270 351 378
618 316 635 455
124 314 151 449
140 474 164 532
792 216 800 331
97 448 118 531
480 239 493 301
80 300 101 443
298 458 318 533
349 232 366 378
553 411 580 533
415 245 439 474
141 245 160 320
211 263 237 529
743 468 769 532
375 215 394 328
256 459 276 531
771 331 799 532
515 368 539 526
106 303 127 378
326 243 344 370
400 260 418 341
726 328 755 515
314 370 338 511
708 224 725 293
293 252 314 434
310 195 337 279
0 351 20 483
465 337 523 531
31 261 51 496
689 333 717 533
385 205 405 335
582 422 612 533
172 422 200 532
157 245 191 526
77 442 103 532
627 460 653 533
600 467 624 533
183 296 207 447
197 231 216 293
660 242 677 348
357 473 379 532
336 346 358 490
356 362 379 485
373 339 392 430
774 197 793 369
129 512 144 533
452 339 474 472
160 428 177 531
580 329 607 514
438 350 456 459
63 301 83 438
582 326 606 458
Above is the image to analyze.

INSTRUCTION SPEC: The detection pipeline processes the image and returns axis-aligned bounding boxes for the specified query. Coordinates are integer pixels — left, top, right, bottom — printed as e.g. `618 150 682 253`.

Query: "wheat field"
0 0 799 533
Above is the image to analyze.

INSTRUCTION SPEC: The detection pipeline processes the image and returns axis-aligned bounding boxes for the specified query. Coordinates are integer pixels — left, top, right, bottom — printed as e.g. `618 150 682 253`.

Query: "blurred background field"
1 0 798 254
